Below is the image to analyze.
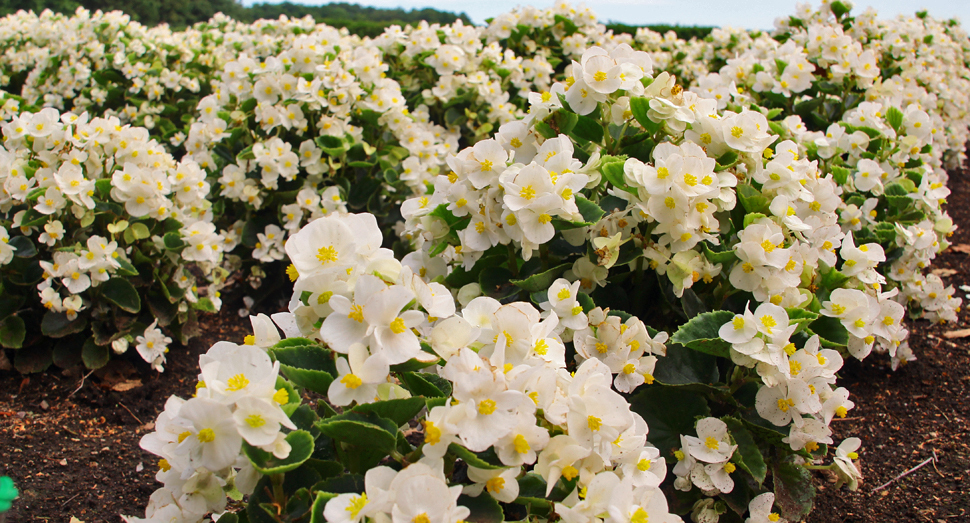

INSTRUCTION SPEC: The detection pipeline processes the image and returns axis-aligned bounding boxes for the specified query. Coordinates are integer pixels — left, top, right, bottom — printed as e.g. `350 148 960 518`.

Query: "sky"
248 0 970 29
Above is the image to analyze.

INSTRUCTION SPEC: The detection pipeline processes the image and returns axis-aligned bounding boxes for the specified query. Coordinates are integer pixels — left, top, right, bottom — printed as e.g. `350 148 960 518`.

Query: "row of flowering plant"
122 1 970 522
390 3 965 520
0 104 228 372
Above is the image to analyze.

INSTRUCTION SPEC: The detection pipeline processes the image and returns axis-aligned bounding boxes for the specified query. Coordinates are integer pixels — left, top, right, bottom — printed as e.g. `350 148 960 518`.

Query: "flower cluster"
129 337 296 521
0 106 226 369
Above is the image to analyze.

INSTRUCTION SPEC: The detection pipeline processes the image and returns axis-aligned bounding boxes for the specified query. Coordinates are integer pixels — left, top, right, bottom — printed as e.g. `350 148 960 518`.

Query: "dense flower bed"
0 1 967 522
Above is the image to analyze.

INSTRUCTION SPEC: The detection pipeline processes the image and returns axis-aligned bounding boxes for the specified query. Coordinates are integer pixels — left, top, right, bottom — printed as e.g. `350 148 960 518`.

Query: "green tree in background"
0 0 710 41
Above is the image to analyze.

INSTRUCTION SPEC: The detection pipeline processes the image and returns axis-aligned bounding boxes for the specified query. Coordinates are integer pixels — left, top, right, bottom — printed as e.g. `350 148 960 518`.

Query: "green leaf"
738 184 770 214
8 236 37 258
82 338 110 369
41 311 87 338
130 223 151 240
653 343 720 386
546 109 578 135
670 310 735 357
601 160 634 193
116 258 140 277
271 343 338 374
885 106 904 133
351 397 426 428
280 364 334 396
631 386 710 461
193 297 218 313
819 265 849 291
807 316 849 347
722 417 767 484
448 443 505 469
0 316 25 349
398 371 452 398
101 278 141 313
830 0 850 18
629 97 662 133
569 115 604 144
510 263 571 293
830 165 850 185
15 345 52 374
479 266 517 299
773 462 815 520
714 151 739 172
315 411 398 453
702 243 738 267
458 493 504 523
743 212 767 229
785 308 818 332
316 135 347 156
576 196 605 224
310 491 340 523
243 430 315 475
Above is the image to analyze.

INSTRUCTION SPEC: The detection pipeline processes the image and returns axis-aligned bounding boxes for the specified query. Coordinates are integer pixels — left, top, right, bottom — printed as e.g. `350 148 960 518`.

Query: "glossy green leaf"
631 386 710 461
102 278 141 313
670 310 735 357
41 311 87 338
243 430 314 475
722 416 767 484
398 371 452 398
458 493 504 523
0 316 25 349
773 462 815 520
82 338 110 369
351 397 426 427
885 106 904 132
576 196 605 224
315 411 398 453
510 263 571 293
653 343 720 386
448 443 505 469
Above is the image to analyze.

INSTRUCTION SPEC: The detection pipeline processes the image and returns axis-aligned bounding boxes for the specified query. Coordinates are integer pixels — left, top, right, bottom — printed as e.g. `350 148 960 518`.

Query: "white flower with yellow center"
328 343 390 407
232 395 296 447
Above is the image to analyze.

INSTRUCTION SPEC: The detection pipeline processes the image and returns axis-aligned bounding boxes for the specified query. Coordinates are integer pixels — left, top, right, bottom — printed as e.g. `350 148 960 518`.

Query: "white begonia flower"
755 379 814 426
833 437 863 490
722 110 776 153
136 320 172 372
745 492 786 523
442 348 526 451
249 313 281 348
464 466 520 503
174 397 242 472
328 343 390 406
430 316 479 360
232 395 296 447
493 410 550 467
684 417 737 463
389 462 470 523
0 227 16 266
544 278 587 330
199 342 279 402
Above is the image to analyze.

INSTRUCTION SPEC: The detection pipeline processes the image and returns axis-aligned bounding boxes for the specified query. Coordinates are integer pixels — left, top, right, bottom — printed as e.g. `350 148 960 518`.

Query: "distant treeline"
607 22 714 41
0 0 472 31
0 0 712 40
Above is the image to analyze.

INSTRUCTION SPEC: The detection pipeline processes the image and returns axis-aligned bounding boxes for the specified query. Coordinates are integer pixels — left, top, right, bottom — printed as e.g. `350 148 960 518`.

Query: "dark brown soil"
808 166 970 523
0 283 288 522
1 172 969 522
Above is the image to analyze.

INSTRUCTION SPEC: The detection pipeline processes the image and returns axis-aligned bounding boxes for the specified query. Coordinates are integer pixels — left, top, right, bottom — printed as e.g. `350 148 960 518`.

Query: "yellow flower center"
389 317 407 334
197 428 216 443
316 245 338 265
227 373 249 391
478 399 497 415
